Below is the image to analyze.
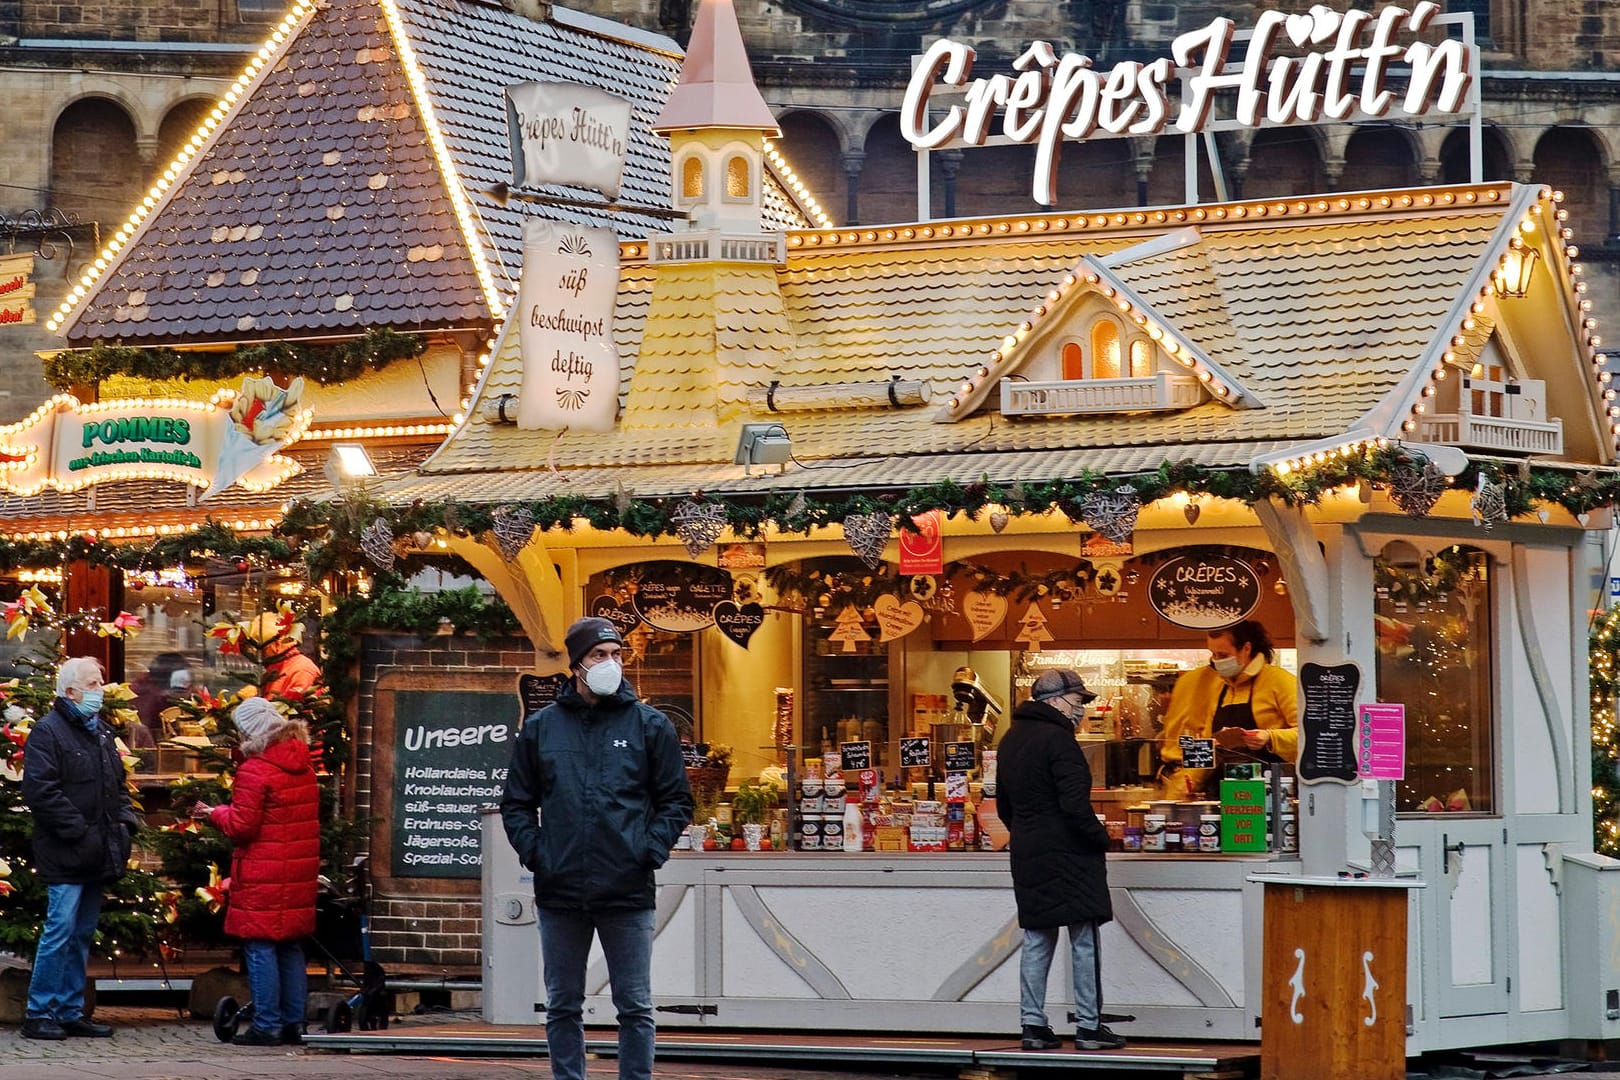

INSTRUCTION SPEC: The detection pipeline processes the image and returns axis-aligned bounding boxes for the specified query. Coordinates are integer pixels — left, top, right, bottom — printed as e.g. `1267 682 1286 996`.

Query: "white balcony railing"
1001 372 1204 417
1418 412 1564 456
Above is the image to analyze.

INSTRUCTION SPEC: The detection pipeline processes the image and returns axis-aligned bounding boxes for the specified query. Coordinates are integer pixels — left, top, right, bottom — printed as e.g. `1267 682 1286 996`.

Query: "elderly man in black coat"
996 668 1126 1052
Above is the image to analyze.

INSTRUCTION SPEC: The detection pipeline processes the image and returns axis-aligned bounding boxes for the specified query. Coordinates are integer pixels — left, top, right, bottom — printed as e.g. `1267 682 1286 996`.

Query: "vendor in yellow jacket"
1160 619 1298 798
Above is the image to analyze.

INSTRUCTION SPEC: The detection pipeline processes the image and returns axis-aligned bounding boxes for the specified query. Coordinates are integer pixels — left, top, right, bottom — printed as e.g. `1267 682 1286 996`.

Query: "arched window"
724 154 751 199
1061 342 1084 380
1091 319 1121 380
1129 339 1152 378
51 98 139 222
681 156 704 200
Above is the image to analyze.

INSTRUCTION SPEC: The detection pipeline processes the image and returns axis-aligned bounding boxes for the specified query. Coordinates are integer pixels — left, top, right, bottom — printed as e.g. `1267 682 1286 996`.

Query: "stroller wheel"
324 1000 353 1034
212 996 243 1043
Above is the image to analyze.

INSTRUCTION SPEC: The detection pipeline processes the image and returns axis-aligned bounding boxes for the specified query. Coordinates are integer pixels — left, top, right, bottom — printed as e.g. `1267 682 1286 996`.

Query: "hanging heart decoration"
1079 485 1141 545
873 594 925 641
843 512 894 569
492 504 537 560
1389 459 1449 518
671 499 727 558
988 509 1009 534
712 600 765 648
590 594 641 637
1183 501 1201 525
360 516 396 572
962 589 1008 642
1470 473 1507 529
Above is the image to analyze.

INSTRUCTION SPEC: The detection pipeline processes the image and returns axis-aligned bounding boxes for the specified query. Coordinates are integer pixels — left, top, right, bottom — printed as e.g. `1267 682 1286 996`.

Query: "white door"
1412 817 1511 1018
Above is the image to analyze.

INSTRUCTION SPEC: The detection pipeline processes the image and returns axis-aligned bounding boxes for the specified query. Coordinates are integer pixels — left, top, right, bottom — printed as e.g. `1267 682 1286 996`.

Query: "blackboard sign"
630 561 732 632
944 741 975 771
392 690 516 879
840 741 872 770
899 736 931 768
1148 549 1262 630
1298 661 1361 784
517 672 570 728
1179 736 1216 769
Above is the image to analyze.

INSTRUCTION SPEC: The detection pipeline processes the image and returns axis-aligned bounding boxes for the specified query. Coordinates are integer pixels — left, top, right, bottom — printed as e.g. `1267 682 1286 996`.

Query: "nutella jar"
1142 814 1166 852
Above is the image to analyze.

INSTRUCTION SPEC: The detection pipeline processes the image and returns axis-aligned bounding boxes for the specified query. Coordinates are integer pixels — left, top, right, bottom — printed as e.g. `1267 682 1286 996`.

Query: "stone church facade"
0 0 1614 418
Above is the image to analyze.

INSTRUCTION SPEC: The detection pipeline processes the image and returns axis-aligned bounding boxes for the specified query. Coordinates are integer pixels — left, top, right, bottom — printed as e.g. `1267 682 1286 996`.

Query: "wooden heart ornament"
590 594 640 636
713 601 764 648
873 594 925 642
962 590 1008 642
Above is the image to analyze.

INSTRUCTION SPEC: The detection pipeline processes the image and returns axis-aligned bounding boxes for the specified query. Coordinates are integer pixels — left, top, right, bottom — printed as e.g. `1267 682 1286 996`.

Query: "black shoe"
232 1026 283 1047
281 1023 304 1046
60 1018 113 1037
1021 1024 1063 1050
1076 1024 1127 1050
20 1018 65 1041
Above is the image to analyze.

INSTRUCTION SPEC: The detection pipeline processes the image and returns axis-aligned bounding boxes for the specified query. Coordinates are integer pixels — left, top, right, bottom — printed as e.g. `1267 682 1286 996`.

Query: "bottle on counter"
842 797 863 853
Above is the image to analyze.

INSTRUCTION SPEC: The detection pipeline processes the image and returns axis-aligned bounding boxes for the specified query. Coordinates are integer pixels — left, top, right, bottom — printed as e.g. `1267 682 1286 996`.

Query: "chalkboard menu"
899 736 931 768
392 690 517 879
517 672 570 727
1179 736 1215 769
1298 661 1361 784
840 741 872 770
943 741 975 771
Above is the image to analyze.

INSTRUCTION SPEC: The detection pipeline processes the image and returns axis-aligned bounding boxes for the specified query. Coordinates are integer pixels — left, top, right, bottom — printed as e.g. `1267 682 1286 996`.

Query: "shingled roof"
383 181 1613 505
58 0 812 349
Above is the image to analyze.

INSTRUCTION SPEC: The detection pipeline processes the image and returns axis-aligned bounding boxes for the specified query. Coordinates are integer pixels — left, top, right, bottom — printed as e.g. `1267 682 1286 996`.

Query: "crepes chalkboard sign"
629 561 732 632
1298 661 1361 784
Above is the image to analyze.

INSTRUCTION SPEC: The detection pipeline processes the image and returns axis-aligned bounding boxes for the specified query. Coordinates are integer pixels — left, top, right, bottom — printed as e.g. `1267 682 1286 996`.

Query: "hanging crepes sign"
504 82 632 200
0 375 310 498
517 219 621 433
901 1 1473 205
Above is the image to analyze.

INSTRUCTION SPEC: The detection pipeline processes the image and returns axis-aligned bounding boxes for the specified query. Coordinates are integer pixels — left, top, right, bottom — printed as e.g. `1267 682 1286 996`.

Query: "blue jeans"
242 940 307 1033
1019 922 1102 1031
27 882 102 1022
538 908 655 1080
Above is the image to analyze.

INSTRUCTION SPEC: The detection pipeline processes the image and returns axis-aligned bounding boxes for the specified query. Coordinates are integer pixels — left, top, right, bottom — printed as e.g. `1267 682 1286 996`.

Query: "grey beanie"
565 616 623 668
233 696 284 743
1031 669 1097 704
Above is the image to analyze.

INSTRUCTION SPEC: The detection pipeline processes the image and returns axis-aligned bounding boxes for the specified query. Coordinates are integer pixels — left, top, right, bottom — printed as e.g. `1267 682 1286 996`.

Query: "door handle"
1442 833 1466 874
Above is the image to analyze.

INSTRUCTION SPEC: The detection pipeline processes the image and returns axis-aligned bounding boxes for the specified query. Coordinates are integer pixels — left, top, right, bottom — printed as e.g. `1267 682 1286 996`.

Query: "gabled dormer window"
1004 313 1204 417
1418 359 1563 455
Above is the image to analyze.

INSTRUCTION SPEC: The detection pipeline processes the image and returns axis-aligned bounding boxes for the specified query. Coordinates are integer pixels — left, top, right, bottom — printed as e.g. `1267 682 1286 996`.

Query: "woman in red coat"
193 695 320 1046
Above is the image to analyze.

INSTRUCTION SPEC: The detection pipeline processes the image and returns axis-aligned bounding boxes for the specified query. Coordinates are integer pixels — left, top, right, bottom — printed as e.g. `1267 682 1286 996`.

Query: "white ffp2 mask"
584 658 622 696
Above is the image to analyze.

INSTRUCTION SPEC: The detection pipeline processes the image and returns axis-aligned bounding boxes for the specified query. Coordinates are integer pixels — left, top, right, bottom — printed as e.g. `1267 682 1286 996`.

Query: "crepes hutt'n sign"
901 1 1472 205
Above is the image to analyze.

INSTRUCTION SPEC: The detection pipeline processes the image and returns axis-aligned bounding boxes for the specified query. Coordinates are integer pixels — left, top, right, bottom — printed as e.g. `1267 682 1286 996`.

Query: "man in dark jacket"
20 656 139 1041
996 668 1126 1052
501 617 693 1080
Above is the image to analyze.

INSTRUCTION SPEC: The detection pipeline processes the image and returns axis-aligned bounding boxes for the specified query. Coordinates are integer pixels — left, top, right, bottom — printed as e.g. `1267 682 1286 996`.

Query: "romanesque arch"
50 97 140 224
1341 125 1420 192
777 110 847 225
1241 127 1328 200
1533 126 1611 245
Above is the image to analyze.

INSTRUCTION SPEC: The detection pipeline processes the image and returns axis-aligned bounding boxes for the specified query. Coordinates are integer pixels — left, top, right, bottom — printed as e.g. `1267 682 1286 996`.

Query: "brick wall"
356 631 535 973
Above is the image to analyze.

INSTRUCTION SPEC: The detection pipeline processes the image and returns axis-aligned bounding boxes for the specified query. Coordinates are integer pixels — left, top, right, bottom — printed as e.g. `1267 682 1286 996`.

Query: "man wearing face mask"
996 668 1125 1052
500 617 693 1080
20 656 139 1041
1160 619 1299 797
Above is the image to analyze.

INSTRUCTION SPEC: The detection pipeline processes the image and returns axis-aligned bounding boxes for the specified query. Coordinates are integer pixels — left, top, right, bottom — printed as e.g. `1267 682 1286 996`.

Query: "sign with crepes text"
505 82 632 199
517 219 621 433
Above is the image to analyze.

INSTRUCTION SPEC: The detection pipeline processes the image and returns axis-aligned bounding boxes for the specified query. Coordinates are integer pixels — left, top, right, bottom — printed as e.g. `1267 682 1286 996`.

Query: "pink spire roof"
653 0 779 135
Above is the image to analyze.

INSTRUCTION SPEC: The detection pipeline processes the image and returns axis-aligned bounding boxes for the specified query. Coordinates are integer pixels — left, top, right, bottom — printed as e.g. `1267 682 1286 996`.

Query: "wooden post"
1259 878 1416 1080
63 560 123 680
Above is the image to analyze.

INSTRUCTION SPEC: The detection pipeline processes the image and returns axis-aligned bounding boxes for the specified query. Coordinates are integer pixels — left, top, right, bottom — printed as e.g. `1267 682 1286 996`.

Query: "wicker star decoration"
843 511 894 569
1389 459 1450 518
671 499 727 558
492 504 537 561
1470 474 1508 529
359 517 396 572
1079 485 1141 545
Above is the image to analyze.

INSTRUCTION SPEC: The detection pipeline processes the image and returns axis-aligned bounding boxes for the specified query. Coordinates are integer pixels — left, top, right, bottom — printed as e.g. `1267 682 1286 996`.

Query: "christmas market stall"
364 0 1620 1055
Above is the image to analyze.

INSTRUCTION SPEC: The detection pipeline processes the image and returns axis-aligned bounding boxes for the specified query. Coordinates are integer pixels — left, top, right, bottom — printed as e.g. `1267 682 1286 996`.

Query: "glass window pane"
1374 544 1494 814
1129 339 1152 378
1092 320 1121 379
725 155 750 199
681 156 704 200
1061 341 1084 380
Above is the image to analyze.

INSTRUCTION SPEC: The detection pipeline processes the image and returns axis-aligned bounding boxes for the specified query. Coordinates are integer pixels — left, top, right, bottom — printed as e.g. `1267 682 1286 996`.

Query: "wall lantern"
1492 245 1539 299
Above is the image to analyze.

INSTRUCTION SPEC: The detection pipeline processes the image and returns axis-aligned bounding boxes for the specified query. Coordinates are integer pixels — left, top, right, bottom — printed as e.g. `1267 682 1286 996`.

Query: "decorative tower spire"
652 0 780 233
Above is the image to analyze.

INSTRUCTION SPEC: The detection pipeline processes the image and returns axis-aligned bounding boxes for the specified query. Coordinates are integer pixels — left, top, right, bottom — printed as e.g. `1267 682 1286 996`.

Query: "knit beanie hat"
565 616 623 668
1031 668 1097 704
234 696 284 743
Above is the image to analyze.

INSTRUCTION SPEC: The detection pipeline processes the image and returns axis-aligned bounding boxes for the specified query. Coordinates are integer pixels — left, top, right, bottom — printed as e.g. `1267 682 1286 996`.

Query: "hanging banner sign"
517 219 621 433
504 82 632 199
901 1 1473 204
898 510 944 575
1148 550 1262 629
0 376 309 498
0 254 37 326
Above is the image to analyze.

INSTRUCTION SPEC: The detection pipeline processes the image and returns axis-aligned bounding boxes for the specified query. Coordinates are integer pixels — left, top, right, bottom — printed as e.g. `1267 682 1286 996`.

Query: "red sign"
898 510 943 575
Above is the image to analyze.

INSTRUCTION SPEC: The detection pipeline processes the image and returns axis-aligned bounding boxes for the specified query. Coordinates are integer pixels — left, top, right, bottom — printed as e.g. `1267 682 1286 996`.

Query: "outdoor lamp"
1492 245 1538 299
323 442 377 493
734 422 792 473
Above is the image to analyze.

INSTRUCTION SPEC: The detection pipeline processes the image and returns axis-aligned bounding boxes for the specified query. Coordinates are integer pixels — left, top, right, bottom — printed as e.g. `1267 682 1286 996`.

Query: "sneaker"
281 1023 304 1046
1021 1024 1063 1050
232 1025 283 1047
20 1018 65 1041
1076 1024 1127 1050
60 1018 114 1037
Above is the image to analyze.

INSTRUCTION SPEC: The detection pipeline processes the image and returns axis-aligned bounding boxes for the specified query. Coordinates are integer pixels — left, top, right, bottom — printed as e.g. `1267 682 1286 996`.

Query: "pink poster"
1356 703 1406 781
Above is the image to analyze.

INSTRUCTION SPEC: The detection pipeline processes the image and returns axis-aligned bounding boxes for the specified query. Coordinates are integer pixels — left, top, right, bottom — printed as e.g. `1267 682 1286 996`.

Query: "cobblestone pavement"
0 1007 924 1080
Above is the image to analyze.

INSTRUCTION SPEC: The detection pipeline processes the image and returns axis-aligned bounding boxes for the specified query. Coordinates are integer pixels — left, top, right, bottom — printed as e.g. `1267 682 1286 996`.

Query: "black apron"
1212 681 1280 772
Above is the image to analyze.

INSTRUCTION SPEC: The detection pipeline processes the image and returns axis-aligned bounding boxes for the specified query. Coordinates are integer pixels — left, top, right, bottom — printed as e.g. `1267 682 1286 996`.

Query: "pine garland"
44 328 430 389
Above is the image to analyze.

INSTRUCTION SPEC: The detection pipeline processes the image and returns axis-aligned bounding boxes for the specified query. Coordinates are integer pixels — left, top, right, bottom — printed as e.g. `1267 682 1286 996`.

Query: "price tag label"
681 742 705 768
1179 736 1216 769
840 741 872 771
899 737 931 768
943 741 975 772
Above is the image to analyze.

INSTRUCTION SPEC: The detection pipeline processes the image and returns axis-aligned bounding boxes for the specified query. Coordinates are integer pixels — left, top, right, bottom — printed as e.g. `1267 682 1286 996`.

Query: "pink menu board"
1356 703 1406 781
